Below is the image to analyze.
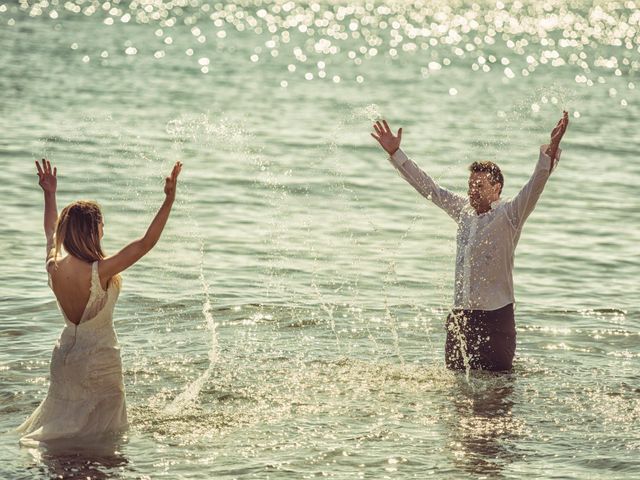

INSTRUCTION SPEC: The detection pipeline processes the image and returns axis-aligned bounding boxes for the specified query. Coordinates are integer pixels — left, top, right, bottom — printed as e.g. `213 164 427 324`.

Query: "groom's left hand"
545 111 569 162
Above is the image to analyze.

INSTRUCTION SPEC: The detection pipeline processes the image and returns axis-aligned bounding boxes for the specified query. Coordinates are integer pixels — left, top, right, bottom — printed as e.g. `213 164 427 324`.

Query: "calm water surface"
1 0 639 478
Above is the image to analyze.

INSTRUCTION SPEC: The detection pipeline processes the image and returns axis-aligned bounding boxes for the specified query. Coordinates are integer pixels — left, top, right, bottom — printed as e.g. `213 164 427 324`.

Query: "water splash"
164 234 217 414
350 104 382 123
162 118 223 415
447 311 473 382
166 114 247 148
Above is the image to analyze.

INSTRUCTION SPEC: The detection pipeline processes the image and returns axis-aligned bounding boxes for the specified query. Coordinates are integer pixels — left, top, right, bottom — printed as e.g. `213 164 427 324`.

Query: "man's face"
468 171 500 213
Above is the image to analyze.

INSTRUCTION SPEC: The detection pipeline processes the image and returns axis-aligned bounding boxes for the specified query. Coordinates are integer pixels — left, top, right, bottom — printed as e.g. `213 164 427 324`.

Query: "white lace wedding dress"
17 261 127 446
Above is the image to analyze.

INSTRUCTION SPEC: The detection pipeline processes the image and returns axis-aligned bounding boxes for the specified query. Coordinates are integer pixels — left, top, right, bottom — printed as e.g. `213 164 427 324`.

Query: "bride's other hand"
36 159 57 195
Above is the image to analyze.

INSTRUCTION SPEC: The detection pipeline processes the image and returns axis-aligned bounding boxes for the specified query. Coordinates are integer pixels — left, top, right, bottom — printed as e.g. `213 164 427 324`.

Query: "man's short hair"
469 161 504 194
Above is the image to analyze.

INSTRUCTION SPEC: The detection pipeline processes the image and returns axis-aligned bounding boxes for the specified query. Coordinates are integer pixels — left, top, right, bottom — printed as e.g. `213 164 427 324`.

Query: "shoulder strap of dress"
45 255 54 288
91 260 102 295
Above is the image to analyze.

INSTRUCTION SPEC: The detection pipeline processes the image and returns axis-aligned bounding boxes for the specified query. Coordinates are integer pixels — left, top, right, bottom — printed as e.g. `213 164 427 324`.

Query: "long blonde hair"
54 200 120 287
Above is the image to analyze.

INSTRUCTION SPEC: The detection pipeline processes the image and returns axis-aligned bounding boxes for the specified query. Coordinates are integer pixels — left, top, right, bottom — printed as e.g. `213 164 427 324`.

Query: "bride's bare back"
48 255 110 325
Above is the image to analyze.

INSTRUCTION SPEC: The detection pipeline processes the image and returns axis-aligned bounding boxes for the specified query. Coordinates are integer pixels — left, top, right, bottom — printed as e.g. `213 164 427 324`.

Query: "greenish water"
1 0 639 478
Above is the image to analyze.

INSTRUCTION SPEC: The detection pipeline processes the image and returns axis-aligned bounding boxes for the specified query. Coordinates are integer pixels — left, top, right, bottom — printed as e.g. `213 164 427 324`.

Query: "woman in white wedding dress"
17 158 182 446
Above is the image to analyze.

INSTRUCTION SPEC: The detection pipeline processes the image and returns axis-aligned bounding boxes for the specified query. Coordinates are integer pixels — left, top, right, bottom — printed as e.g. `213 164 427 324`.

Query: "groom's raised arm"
372 120 466 221
505 111 569 229
504 145 560 229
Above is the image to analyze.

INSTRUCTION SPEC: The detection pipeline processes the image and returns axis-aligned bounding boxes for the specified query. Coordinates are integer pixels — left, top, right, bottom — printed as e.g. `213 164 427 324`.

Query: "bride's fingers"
53 167 57 177
36 160 44 176
168 163 181 183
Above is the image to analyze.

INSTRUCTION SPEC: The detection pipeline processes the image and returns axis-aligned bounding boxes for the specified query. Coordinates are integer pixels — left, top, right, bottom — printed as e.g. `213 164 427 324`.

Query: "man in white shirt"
371 112 569 371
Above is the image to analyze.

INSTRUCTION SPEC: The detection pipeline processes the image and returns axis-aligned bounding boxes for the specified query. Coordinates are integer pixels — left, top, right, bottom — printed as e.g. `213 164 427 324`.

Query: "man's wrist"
388 148 409 168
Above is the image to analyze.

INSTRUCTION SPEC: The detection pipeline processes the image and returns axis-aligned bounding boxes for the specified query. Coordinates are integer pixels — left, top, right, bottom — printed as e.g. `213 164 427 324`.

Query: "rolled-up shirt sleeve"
505 144 561 229
388 148 467 222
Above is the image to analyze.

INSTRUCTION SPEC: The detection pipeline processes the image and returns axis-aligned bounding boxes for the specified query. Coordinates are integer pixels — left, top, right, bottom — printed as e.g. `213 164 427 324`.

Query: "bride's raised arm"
35 159 59 269
99 161 183 284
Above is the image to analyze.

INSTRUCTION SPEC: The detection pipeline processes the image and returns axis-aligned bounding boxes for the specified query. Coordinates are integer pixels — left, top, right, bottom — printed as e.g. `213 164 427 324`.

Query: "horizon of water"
1 0 639 478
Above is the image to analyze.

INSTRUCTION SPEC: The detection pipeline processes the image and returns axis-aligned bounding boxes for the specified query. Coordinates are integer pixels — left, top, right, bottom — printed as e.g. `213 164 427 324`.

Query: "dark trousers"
445 303 516 372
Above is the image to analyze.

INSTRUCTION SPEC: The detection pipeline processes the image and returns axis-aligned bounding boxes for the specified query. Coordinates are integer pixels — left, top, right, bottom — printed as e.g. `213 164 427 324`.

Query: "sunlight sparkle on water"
0 0 635 95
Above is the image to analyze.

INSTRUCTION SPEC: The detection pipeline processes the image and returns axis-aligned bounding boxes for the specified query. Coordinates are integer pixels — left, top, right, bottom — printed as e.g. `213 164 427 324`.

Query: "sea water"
1 0 639 478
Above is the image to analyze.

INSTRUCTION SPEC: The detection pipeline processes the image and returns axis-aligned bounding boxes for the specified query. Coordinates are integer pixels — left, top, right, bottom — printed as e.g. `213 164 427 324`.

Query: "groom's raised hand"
545 111 569 165
371 119 403 156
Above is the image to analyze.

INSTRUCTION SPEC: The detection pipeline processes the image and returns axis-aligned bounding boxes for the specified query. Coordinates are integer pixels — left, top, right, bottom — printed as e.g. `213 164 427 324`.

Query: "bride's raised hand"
35 159 57 194
164 161 183 200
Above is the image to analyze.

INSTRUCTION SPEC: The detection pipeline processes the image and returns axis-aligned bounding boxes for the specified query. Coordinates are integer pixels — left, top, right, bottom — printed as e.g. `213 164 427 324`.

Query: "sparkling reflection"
445 375 522 476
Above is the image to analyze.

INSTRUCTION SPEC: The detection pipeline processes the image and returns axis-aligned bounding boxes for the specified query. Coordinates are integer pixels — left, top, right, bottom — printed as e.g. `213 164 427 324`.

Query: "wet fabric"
17 261 127 446
445 303 516 372
388 145 560 310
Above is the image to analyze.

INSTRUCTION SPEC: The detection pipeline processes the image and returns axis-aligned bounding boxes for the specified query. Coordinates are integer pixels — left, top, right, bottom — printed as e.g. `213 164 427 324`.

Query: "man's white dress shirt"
388 145 560 311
